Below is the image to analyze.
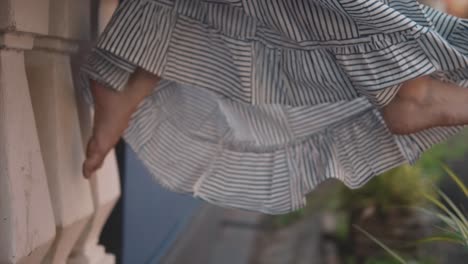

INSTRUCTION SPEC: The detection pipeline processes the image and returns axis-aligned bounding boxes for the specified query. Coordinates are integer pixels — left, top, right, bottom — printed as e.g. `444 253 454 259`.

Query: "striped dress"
80 0 468 214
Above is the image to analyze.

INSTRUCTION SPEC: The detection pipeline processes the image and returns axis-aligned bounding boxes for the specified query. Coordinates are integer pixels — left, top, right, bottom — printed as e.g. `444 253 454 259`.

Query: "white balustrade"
0 0 121 263
0 36 56 264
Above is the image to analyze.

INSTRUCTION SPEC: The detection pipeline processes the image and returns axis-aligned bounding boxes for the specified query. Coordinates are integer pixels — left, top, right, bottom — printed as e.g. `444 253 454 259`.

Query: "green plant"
337 129 468 220
354 165 468 263
354 224 408 263
417 129 468 178
414 165 468 248
338 165 435 214
364 255 437 264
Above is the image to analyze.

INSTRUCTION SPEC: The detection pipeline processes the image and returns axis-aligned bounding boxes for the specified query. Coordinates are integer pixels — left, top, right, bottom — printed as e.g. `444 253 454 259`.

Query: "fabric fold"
123 83 408 214
80 0 468 214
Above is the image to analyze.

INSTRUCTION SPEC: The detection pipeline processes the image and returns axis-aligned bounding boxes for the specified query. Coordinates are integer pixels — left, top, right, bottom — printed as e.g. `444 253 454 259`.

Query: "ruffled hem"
79 0 468 214
123 83 410 214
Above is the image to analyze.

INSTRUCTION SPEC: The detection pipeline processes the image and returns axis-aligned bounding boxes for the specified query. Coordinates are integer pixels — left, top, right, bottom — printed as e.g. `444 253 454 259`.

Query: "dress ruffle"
80 0 468 214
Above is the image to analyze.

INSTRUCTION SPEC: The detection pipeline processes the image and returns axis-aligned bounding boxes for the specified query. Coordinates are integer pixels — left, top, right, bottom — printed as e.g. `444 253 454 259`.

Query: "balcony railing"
0 1 121 263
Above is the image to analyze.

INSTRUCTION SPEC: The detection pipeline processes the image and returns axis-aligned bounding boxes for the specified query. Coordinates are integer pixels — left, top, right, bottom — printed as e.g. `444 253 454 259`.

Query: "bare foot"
83 69 160 178
382 76 468 134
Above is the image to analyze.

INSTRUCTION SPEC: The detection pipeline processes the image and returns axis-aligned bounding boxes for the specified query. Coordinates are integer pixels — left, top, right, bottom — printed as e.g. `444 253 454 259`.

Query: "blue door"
99 142 201 264
121 146 201 264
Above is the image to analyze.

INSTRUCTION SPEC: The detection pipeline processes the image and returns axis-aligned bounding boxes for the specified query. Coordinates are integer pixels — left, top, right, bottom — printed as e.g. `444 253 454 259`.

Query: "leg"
382 76 468 134
83 68 160 178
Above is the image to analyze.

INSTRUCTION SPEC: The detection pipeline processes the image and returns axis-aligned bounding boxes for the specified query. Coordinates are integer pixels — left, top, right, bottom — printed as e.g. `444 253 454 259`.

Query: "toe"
83 159 93 179
83 137 106 178
83 152 105 179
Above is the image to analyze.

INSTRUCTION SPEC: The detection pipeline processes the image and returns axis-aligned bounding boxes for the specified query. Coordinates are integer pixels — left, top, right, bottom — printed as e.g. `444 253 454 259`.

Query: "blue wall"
122 146 201 264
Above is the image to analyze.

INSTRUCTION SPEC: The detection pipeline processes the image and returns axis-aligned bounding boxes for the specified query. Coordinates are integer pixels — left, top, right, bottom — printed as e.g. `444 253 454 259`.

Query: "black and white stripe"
80 0 468 214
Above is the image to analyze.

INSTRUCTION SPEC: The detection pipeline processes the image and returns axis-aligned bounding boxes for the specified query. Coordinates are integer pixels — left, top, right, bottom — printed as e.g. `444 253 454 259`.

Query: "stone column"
23 0 95 263
1 0 121 263
0 1 56 263
0 34 56 264
25 44 94 264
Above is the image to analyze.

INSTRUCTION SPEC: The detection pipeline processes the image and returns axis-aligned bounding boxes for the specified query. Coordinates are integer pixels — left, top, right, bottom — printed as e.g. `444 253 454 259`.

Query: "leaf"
435 189 468 239
353 225 408 264
432 225 464 239
412 207 456 228
413 234 464 246
423 193 468 240
442 164 468 197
